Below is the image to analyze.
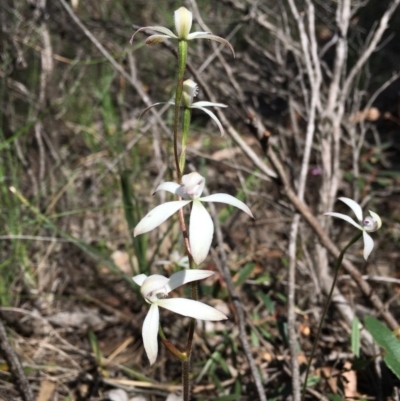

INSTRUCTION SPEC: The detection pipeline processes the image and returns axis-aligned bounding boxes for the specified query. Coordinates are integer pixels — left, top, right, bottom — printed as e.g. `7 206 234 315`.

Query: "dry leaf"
37 380 56 401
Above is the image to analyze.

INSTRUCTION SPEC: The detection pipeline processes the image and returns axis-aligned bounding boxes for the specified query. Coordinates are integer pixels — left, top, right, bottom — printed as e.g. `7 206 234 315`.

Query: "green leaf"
351 316 360 357
234 262 256 286
364 316 400 379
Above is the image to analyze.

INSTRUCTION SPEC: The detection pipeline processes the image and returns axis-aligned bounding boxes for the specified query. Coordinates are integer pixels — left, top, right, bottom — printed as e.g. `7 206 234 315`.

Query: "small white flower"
130 7 235 57
133 270 227 365
141 79 227 135
324 197 382 260
134 172 254 265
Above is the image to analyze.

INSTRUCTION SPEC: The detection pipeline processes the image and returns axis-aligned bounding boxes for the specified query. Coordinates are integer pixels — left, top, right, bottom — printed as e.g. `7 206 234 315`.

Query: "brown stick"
0 316 34 401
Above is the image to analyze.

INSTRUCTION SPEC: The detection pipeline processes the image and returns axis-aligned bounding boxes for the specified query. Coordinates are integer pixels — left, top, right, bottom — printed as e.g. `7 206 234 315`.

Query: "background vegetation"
1 0 400 400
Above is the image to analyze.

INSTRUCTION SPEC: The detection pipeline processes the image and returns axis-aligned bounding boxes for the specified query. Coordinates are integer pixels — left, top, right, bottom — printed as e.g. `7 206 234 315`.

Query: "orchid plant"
131 6 249 401
302 198 382 398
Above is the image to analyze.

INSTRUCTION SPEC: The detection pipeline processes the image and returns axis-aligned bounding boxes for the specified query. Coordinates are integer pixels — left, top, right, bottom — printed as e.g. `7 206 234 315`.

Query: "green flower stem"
301 231 362 400
179 107 191 173
173 40 188 182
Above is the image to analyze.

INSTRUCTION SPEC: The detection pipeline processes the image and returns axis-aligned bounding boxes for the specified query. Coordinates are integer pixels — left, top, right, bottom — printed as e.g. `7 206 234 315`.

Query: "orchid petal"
157 298 227 320
166 270 215 292
363 231 374 260
174 7 192 39
368 210 382 230
132 274 147 286
130 26 177 44
324 212 363 231
339 197 363 223
145 35 173 45
140 274 170 302
191 105 225 136
190 200 214 265
181 172 205 198
155 182 181 195
187 33 235 57
192 101 227 108
134 201 190 236
200 194 254 218
142 303 159 365
140 102 172 118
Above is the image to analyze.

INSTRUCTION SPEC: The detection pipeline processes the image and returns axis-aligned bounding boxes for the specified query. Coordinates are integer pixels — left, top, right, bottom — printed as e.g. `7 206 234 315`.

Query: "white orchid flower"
141 79 227 135
155 250 190 269
325 197 382 260
133 270 227 365
131 7 235 57
134 172 254 264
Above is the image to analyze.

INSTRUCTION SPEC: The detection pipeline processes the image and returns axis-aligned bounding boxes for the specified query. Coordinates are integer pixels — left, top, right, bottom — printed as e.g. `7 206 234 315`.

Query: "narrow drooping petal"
134 201 191 236
186 33 235 57
146 35 173 45
142 303 159 365
191 104 226 136
157 298 227 320
130 26 177 44
155 181 181 195
324 212 363 231
339 197 363 222
166 270 215 292
174 7 192 39
132 274 147 286
200 193 254 218
362 231 374 260
190 200 214 264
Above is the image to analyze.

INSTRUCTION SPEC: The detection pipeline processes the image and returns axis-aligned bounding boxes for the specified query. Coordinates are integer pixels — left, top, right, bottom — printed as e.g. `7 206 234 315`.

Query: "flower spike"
325 197 382 260
133 270 227 365
131 7 235 57
134 172 254 264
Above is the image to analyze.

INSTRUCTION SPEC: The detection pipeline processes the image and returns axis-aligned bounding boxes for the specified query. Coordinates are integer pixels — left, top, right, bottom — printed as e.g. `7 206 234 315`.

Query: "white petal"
130 26 177 44
200 194 254 218
191 106 225 136
166 270 215 292
132 274 147 286
192 101 227 108
134 201 190 236
363 231 375 260
141 275 169 301
157 298 227 320
182 79 198 107
189 201 214 265
324 212 363 230
174 7 192 39
142 304 160 365
368 210 382 230
155 182 181 195
181 172 205 198
186 33 235 57
339 197 363 223
145 35 173 45
140 102 172 118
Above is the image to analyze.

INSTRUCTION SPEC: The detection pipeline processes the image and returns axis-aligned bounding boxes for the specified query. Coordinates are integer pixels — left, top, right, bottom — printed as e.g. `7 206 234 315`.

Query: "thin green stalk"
179 107 191 173
173 40 188 182
301 231 362 400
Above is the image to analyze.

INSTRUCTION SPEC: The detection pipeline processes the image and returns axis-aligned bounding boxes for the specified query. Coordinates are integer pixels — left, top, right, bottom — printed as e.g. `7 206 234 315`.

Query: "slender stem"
159 326 188 361
180 107 191 173
301 231 362 400
182 359 191 401
173 41 188 182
